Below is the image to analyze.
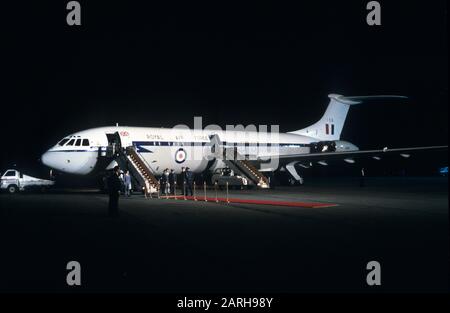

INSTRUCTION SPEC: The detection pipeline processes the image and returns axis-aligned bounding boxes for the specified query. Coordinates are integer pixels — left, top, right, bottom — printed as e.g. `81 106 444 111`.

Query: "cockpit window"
66 139 75 146
58 139 69 146
82 139 89 146
75 139 82 146
4 170 16 177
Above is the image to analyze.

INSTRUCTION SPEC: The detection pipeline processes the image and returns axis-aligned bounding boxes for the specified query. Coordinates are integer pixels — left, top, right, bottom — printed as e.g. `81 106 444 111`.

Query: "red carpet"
159 195 337 208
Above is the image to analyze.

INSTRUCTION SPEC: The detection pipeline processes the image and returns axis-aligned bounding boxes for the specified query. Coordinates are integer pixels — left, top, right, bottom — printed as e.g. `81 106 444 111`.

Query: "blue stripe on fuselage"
131 141 308 152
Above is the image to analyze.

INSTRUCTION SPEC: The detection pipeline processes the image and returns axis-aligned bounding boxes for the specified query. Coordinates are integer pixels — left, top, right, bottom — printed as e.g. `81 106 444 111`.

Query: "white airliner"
41 94 447 183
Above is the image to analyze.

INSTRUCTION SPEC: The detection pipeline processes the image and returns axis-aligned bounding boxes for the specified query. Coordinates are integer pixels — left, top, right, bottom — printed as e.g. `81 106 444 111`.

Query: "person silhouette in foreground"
108 166 122 217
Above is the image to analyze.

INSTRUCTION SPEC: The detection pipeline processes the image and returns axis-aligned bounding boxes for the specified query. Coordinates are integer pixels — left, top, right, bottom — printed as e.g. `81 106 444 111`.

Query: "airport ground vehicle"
0 169 55 194
210 167 248 189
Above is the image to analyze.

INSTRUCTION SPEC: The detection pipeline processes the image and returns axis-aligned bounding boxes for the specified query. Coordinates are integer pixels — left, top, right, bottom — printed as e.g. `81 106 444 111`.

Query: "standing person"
161 168 170 195
160 172 166 195
168 169 177 195
144 178 151 199
180 167 186 195
185 167 194 196
158 177 163 196
124 170 132 197
164 168 170 195
118 170 125 194
107 166 122 217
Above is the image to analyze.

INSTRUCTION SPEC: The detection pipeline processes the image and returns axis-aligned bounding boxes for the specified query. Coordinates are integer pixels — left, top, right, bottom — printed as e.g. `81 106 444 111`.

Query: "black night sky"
2 1 448 172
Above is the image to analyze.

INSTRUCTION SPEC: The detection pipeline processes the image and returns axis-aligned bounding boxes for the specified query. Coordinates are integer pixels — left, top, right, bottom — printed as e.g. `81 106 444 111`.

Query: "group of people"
118 169 132 197
160 167 194 196
107 165 196 217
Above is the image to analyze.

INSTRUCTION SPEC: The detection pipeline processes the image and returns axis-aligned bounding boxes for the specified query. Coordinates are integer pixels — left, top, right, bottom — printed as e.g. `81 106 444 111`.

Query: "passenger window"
58 139 69 146
82 139 89 146
75 139 81 146
5 171 16 177
66 139 75 146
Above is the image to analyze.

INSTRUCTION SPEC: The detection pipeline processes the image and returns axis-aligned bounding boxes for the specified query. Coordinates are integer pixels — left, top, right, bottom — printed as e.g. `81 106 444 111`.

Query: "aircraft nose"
41 150 56 168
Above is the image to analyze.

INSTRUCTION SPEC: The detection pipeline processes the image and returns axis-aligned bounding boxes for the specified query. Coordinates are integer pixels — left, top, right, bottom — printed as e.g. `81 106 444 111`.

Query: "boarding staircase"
222 148 270 189
118 146 159 193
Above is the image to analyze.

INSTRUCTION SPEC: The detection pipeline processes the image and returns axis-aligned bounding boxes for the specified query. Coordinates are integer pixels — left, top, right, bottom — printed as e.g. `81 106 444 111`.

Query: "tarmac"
0 176 448 293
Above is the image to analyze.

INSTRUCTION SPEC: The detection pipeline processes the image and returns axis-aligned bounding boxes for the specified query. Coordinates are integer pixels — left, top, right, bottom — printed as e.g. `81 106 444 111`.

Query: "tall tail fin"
288 94 407 140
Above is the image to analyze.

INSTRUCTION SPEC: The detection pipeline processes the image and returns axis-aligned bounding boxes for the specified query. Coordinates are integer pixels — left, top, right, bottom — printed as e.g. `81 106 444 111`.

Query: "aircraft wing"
263 145 448 166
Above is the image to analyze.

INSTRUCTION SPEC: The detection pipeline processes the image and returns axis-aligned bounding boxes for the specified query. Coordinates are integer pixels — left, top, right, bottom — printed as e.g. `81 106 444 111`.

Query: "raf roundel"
175 148 187 164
